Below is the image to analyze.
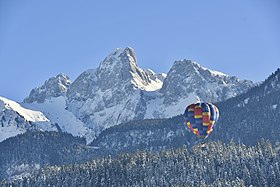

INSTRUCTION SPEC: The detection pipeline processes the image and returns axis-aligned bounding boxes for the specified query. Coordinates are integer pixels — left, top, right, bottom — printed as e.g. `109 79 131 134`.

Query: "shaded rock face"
66 69 98 103
24 74 71 103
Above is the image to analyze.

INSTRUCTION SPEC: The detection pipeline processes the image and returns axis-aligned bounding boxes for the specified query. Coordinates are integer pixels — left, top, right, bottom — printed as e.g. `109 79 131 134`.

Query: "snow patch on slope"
0 96 49 122
0 96 56 142
22 96 94 143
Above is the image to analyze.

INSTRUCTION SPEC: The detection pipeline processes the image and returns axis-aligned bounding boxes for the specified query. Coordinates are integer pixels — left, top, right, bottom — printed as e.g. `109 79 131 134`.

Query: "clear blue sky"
1 0 279 101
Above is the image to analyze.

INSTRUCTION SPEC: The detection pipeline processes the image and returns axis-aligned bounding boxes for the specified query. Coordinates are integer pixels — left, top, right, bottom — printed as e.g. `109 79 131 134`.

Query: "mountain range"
0 47 254 143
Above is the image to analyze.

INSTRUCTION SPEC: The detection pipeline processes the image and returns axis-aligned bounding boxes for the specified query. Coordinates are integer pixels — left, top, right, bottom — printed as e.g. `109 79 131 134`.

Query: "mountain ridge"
1 47 254 143
63 47 254 137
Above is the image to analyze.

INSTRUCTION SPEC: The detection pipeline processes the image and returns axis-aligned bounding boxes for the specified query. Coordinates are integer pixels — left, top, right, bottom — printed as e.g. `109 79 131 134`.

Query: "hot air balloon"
183 101 219 140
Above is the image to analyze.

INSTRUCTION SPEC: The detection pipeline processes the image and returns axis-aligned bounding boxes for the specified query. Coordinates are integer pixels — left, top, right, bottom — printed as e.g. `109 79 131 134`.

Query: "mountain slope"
22 96 95 143
0 96 56 142
21 73 95 143
214 68 280 144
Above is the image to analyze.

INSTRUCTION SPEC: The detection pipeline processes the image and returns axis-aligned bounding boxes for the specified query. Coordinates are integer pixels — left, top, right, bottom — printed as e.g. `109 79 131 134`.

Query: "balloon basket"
194 138 207 149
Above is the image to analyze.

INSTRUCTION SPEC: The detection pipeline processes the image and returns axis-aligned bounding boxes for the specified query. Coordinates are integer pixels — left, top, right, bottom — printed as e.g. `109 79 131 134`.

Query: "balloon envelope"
183 102 219 139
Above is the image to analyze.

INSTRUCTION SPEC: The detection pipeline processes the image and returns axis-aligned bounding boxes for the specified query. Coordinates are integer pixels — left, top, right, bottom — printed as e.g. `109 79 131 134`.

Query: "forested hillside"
3 141 279 187
0 131 101 180
214 68 280 144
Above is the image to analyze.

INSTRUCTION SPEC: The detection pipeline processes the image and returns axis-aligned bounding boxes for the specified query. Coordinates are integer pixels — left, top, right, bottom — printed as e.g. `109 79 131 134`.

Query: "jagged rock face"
161 60 254 105
97 48 135 92
96 47 164 92
24 74 71 103
66 69 98 103
66 47 165 135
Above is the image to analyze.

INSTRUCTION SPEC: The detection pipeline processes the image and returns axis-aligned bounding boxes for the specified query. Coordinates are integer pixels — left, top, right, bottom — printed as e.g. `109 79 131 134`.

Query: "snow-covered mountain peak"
97 47 136 91
96 47 164 92
161 59 254 104
121 47 137 64
65 47 167 136
99 47 137 72
24 73 71 103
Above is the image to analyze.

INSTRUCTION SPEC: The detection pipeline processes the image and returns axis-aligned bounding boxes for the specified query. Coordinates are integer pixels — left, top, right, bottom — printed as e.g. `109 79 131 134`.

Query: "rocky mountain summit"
24 74 71 103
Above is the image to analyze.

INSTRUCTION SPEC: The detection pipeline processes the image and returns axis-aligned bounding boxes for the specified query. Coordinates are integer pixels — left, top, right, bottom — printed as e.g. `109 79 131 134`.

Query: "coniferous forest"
2 140 280 187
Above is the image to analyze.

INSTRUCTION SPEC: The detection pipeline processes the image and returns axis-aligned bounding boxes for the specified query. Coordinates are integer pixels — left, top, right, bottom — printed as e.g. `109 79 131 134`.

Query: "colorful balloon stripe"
184 102 219 139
